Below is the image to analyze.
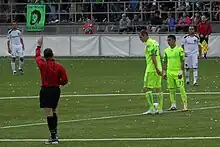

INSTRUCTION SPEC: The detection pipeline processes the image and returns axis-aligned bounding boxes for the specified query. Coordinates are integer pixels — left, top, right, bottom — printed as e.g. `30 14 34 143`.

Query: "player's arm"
148 44 162 75
59 65 68 86
18 30 25 50
162 51 167 79
35 37 45 68
7 33 11 53
181 37 186 52
180 48 185 71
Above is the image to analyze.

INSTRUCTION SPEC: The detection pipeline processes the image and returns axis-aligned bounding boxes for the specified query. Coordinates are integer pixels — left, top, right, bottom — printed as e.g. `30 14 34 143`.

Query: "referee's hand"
37 37 43 47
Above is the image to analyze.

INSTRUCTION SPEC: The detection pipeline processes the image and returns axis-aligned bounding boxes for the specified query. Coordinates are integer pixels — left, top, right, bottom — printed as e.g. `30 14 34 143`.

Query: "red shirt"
82 23 94 34
35 46 68 87
197 22 212 36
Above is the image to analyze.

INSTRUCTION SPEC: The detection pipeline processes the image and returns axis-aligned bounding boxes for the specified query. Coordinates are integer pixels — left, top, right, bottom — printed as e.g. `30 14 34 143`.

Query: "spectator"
82 18 95 34
167 13 175 32
119 14 131 34
132 14 141 33
215 6 220 21
198 15 212 58
191 12 201 26
176 12 191 32
150 11 163 32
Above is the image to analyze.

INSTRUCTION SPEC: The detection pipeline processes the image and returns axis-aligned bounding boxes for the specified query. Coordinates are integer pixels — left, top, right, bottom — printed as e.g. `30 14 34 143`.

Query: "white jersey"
181 34 200 55
7 29 22 46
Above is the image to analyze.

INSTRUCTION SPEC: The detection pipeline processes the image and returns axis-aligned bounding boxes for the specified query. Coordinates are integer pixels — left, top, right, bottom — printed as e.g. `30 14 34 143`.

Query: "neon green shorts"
167 72 184 89
144 72 162 89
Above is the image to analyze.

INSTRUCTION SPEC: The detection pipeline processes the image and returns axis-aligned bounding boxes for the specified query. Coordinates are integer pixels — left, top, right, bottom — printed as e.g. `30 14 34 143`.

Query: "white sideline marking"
1 91 220 100
1 136 220 142
1 105 220 129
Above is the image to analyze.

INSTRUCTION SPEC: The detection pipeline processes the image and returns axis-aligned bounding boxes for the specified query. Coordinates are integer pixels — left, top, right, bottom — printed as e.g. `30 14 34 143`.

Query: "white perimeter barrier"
0 34 220 57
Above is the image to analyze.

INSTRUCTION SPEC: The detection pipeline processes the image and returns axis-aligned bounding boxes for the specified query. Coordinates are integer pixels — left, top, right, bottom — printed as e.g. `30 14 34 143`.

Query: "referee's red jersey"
35 46 68 87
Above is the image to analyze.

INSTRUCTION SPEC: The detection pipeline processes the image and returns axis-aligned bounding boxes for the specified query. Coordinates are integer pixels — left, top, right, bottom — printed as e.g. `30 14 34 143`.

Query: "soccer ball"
153 103 159 110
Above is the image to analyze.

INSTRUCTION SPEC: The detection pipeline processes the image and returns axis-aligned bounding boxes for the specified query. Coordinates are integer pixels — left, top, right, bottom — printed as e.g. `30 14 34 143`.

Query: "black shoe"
45 136 59 145
19 69 24 75
167 106 177 111
193 82 198 86
13 71 17 76
45 139 59 145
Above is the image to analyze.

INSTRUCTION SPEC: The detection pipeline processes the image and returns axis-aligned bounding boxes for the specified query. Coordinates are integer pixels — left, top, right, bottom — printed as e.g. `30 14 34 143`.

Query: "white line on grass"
1 105 220 129
1 91 220 100
1 136 220 142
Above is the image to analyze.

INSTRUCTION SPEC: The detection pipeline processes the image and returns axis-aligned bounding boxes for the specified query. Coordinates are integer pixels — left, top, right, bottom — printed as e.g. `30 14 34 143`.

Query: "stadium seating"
0 0 220 34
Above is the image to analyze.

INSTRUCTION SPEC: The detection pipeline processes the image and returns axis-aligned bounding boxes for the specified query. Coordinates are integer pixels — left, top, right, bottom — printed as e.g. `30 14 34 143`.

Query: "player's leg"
175 77 188 110
51 87 60 138
40 87 59 144
184 55 191 85
143 72 155 115
10 47 17 75
167 72 177 110
192 53 198 86
153 74 163 114
18 47 24 74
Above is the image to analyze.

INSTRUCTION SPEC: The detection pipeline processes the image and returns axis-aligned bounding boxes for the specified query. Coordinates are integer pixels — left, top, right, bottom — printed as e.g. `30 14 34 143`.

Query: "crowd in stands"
0 0 218 33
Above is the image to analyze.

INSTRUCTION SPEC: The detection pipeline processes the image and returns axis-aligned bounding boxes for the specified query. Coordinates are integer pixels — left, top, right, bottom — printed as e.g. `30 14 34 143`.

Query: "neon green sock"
158 92 163 110
169 89 176 105
146 91 154 110
179 86 187 104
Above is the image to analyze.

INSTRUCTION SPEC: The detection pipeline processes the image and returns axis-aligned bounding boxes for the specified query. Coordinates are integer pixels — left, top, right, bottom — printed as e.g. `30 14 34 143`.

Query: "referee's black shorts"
39 87 61 109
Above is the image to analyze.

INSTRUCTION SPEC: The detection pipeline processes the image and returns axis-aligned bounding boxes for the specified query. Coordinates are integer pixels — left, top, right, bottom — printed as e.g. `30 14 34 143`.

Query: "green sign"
26 4 46 32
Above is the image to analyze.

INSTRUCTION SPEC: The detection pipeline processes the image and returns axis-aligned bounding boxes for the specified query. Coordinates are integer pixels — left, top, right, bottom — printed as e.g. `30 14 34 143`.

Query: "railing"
0 24 206 35
1 0 220 23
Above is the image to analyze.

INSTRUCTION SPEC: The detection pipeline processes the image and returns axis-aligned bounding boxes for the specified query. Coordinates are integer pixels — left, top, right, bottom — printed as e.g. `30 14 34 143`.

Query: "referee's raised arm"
35 37 68 145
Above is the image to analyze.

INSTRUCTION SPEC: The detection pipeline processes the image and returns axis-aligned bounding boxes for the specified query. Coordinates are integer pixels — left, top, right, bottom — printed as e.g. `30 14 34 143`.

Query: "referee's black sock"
47 116 56 139
53 113 58 134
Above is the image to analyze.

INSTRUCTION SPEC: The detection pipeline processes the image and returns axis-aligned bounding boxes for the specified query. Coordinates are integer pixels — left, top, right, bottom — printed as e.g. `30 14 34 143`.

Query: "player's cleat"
183 104 188 111
45 139 59 145
13 71 17 76
156 109 163 114
143 109 156 115
193 82 198 86
19 69 24 75
167 106 177 111
45 136 59 145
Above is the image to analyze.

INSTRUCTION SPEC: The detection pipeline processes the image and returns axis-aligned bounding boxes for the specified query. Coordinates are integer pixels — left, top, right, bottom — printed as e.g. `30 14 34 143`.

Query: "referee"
35 37 68 144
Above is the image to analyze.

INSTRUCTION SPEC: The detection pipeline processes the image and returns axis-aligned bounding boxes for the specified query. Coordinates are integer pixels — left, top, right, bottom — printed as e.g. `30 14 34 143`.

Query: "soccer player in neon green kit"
163 35 188 111
139 30 163 115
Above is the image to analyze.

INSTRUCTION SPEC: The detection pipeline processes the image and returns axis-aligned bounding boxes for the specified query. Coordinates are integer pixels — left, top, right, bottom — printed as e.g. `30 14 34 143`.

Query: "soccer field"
0 57 220 147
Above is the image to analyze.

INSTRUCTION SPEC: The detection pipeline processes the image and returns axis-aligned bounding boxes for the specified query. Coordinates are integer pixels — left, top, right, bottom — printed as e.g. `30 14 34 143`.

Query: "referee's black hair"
167 35 176 41
44 48 54 59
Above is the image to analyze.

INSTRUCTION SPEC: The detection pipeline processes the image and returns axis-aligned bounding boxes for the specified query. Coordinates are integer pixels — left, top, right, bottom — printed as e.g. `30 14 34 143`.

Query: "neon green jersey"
163 46 185 73
144 38 162 72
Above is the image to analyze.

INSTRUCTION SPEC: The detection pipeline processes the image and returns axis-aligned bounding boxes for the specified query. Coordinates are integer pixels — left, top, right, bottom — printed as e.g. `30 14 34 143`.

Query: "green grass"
0 58 220 147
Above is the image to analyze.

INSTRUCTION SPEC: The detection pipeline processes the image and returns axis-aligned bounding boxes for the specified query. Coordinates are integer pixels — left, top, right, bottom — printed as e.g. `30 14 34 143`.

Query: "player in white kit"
7 22 25 76
181 26 202 86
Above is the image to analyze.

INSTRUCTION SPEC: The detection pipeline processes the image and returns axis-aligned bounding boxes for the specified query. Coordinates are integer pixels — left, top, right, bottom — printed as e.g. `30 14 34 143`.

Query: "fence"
1 34 220 57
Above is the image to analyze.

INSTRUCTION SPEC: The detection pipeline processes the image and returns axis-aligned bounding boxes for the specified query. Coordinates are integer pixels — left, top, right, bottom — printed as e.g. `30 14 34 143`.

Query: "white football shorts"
11 44 24 58
184 53 198 69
